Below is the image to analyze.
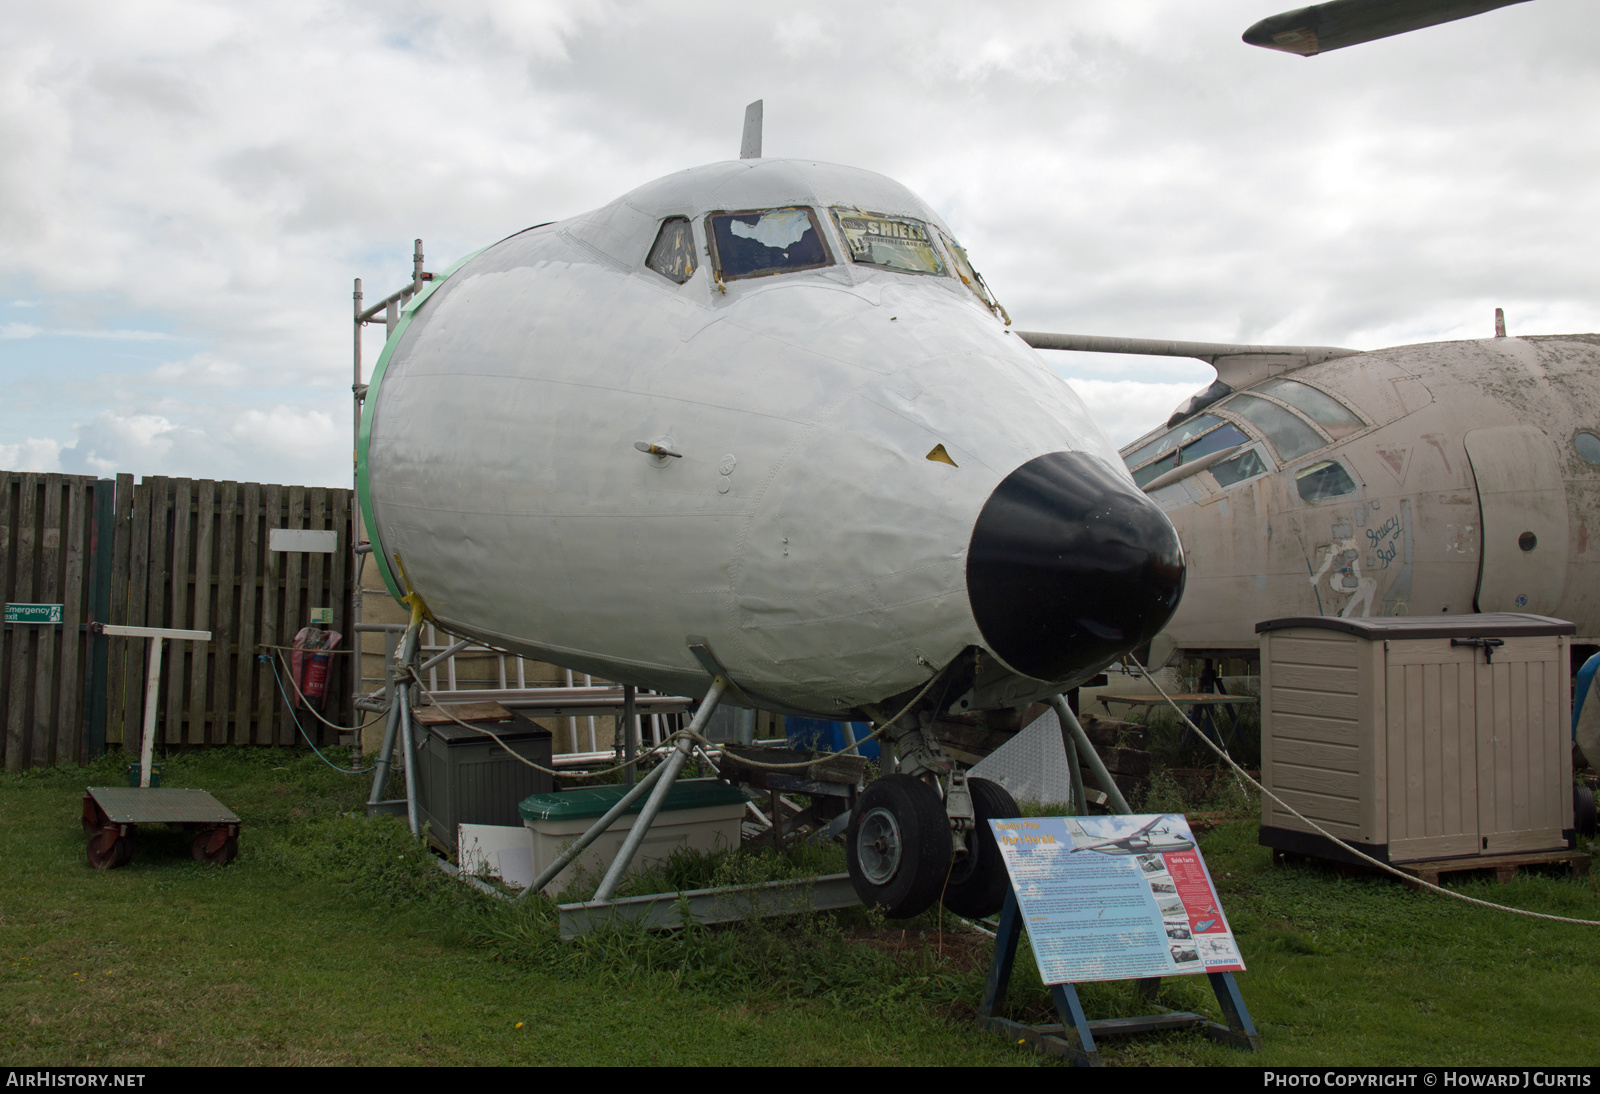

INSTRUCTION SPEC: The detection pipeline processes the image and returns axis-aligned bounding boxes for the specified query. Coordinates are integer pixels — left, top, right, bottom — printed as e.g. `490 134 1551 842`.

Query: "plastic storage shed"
1257 613 1574 865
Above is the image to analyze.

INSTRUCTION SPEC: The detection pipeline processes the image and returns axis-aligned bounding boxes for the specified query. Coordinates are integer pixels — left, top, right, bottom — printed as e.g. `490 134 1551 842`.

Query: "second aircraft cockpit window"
830 209 946 275
1123 413 1254 488
707 208 832 280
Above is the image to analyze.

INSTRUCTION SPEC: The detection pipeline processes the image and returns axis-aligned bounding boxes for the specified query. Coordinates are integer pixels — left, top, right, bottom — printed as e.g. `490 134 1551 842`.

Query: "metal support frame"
517 674 729 903
1050 694 1131 814
593 677 728 901
977 890 1262 1065
353 242 428 756
558 872 859 938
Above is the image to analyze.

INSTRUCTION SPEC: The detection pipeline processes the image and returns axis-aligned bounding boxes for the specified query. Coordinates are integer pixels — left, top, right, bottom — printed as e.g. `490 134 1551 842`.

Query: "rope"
1127 654 1600 927
265 657 378 774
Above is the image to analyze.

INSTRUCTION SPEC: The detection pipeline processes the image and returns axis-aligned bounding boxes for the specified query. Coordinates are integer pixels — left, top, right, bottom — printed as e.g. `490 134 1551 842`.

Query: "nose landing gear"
845 773 1020 920
846 775 951 919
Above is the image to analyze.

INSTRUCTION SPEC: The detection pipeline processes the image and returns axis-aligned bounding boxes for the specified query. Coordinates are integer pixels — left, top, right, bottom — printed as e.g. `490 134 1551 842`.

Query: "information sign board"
4 603 63 625
990 813 1244 985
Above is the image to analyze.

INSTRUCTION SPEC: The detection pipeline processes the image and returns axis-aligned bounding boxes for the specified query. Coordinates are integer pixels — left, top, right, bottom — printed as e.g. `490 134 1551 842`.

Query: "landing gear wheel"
846 775 952 919
1576 784 1596 839
940 777 1020 919
192 826 239 865
87 826 131 870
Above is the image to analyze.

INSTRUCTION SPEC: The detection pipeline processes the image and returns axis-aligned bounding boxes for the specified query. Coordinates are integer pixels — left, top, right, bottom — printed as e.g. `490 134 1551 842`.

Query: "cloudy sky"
2 0 1596 487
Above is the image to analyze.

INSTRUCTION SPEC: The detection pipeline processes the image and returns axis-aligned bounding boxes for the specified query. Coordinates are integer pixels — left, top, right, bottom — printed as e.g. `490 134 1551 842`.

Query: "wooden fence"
0 471 353 769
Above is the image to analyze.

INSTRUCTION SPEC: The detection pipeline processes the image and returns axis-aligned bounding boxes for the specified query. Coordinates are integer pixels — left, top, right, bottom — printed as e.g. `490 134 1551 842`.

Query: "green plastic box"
519 779 748 896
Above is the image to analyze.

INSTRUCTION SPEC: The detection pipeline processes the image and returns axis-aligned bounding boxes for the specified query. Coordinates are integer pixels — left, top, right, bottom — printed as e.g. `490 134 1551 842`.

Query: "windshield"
935 228 1009 322
1130 422 1252 488
831 209 945 275
1225 394 1327 462
708 208 831 280
1255 379 1364 439
1123 414 1226 471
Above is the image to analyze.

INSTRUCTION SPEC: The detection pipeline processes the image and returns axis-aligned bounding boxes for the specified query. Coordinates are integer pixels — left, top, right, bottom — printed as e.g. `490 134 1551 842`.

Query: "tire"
1577 784 1597 839
87 827 129 870
846 775 953 919
941 777 1020 919
192 827 239 865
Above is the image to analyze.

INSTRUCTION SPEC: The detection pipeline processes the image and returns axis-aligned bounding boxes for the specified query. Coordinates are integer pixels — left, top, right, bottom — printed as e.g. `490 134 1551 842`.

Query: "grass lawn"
2 748 1595 1067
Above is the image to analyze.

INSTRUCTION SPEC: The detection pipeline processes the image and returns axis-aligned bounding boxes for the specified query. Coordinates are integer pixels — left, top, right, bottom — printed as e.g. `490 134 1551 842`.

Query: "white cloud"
0 437 63 472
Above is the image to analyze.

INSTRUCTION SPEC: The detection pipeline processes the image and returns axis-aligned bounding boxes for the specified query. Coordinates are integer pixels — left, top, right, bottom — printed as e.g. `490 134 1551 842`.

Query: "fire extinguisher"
290 626 342 709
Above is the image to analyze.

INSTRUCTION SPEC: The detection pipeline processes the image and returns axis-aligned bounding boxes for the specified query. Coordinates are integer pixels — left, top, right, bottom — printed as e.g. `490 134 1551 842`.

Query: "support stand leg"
622 684 637 786
391 608 424 837
1206 971 1263 1051
1050 694 1131 814
367 694 401 805
979 890 1022 1018
1049 983 1101 1067
517 757 673 900
593 677 728 902
1059 715 1087 814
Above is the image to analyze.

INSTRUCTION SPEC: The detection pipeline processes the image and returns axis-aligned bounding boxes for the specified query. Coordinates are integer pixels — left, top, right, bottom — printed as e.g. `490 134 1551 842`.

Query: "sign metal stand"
977 889 1261 1065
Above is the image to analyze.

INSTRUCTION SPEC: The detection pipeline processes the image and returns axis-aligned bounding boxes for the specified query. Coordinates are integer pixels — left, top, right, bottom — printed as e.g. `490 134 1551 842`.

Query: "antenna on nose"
740 100 763 159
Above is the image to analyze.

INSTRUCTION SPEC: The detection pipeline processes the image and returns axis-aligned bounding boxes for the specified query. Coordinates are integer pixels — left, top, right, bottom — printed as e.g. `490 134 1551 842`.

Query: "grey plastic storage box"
1256 613 1574 865
415 705 553 855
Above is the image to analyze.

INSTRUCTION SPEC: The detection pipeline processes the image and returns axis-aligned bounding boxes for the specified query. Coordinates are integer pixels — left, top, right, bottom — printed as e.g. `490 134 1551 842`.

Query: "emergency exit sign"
5 603 63 624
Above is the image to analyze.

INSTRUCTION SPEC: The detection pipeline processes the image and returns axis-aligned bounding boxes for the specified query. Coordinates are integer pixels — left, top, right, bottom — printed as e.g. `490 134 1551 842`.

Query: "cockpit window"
1123 414 1226 471
707 207 831 280
1226 394 1326 462
830 209 945 275
1211 448 1269 488
646 217 696 284
1255 379 1365 438
936 228 1010 324
1130 421 1251 488
1295 459 1358 502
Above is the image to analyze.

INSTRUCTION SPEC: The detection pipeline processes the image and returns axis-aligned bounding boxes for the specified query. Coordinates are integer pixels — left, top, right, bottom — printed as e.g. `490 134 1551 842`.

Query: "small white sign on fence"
268 528 338 554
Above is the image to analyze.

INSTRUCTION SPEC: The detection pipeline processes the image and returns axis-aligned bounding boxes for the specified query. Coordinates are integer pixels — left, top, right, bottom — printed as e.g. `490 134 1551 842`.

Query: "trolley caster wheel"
941 777 1020 919
87 827 131 870
82 795 105 834
192 827 238 865
846 775 952 919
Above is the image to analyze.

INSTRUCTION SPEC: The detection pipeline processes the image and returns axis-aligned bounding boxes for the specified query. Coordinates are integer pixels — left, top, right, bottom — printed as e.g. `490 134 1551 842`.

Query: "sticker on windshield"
831 210 945 275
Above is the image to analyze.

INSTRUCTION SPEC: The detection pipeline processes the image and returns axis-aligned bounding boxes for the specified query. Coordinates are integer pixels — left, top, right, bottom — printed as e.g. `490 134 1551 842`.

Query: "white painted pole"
140 638 163 788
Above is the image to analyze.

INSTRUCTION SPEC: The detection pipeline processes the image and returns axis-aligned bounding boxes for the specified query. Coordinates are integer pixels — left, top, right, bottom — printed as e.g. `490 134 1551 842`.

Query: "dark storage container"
414 705 553 855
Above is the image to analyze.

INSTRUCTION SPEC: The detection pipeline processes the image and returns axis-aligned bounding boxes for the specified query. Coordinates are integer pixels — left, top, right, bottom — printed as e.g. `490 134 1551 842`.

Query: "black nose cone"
966 451 1186 682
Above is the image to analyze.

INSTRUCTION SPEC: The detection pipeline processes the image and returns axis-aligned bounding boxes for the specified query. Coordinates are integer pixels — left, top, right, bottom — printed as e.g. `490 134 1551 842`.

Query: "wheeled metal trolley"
81 786 241 868
81 622 239 869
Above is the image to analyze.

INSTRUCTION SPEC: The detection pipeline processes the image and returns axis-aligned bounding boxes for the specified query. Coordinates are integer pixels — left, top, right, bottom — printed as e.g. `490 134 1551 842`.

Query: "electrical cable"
264 656 378 774
268 649 385 733
399 659 952 778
